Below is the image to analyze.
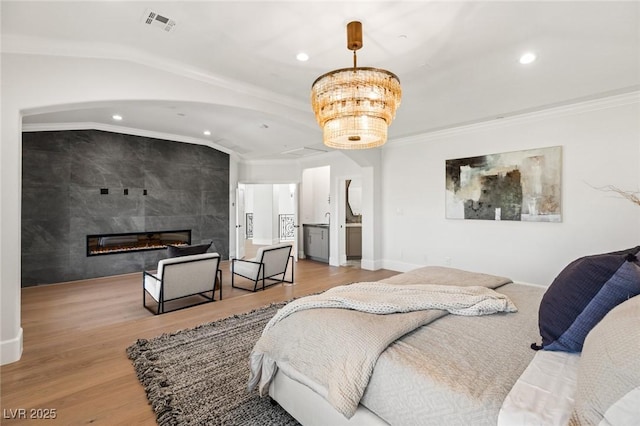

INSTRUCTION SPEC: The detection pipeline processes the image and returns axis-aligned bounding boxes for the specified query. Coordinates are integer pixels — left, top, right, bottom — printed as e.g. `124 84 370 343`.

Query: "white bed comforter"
248 268 517 419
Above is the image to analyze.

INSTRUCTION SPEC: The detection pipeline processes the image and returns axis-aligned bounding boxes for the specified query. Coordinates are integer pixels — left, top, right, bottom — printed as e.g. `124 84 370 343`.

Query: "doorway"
236 183 299 261
344 178 362 267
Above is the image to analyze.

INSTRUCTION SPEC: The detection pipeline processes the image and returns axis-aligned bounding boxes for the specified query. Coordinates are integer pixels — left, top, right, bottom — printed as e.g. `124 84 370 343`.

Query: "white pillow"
498 350 580 426
569 295 640 425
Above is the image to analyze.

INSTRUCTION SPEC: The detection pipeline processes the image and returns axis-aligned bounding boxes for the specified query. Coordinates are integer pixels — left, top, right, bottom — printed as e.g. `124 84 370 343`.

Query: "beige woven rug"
127 303 299 425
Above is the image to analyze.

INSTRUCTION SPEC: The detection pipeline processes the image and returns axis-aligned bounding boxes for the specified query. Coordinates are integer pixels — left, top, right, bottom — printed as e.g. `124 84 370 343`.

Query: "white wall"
381 93 640 285
239 160 301 183
245 185 255 214
251 184 279 245
276 184 295 215
300 166 330 224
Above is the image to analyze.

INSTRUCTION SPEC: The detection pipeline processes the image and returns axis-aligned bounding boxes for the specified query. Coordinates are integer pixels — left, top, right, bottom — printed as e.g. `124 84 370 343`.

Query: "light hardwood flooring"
0 256 398 425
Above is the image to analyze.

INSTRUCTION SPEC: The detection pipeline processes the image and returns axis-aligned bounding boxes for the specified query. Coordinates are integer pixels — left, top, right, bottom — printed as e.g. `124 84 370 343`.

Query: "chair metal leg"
283 255 296 286
231 262 239 289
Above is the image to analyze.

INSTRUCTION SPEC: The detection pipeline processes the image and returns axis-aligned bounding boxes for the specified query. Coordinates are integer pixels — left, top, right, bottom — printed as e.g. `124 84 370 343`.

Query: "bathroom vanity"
303 223 329 263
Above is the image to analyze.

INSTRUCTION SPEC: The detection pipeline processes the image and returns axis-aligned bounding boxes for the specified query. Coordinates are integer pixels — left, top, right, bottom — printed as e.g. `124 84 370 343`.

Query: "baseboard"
360 258 385 271
1 327 23 365
380 259 423 273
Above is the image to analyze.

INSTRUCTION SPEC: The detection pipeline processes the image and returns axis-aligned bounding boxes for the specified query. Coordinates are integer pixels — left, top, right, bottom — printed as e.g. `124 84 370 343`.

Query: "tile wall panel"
21 130 230 286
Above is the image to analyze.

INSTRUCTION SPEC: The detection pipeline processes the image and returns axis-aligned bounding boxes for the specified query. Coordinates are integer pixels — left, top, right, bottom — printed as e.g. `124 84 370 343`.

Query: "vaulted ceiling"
3 1 639 160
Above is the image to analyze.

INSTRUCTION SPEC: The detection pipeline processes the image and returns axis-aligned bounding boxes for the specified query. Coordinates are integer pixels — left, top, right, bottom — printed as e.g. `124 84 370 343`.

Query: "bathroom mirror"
346 179 362 218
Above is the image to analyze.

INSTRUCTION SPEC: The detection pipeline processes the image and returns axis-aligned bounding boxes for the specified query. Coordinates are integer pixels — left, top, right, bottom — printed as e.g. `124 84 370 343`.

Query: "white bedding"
248 267 516 419
360 282 544 425
250 266 548 424
498 350 580 426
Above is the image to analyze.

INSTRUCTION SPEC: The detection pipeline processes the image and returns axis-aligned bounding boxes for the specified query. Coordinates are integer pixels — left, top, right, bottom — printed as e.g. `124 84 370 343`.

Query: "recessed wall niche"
21 129 230 287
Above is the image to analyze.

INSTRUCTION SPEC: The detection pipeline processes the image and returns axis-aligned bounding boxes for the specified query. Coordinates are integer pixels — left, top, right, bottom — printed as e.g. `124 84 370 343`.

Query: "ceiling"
3 1 639 160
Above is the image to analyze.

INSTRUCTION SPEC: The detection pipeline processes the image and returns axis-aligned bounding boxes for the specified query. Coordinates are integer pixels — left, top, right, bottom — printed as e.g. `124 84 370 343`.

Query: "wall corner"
0 327 23 365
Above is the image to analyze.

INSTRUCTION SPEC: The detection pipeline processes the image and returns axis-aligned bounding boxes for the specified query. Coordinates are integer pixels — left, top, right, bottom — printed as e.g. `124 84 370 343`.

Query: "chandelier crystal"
311 21 402 149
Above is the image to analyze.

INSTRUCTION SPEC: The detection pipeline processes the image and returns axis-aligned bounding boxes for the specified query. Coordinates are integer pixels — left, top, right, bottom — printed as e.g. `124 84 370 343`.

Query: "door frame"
235 181 300 262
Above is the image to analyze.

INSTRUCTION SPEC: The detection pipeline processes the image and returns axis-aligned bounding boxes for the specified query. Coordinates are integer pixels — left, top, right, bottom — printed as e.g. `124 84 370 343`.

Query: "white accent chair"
231 243 294 292
143 252 222 314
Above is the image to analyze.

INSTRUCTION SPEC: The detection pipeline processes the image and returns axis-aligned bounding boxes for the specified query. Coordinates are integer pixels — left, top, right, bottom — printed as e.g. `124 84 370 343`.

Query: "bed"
248 259 640 425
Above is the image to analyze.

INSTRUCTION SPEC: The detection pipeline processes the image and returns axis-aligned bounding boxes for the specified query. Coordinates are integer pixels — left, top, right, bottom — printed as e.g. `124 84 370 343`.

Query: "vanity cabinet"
346 226 362 259
303 224 329 263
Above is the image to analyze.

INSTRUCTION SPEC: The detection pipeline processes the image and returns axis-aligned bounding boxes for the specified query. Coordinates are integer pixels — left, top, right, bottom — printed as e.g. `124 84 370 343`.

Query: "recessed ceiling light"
519 52 537 65
203 130 211 136
296 52 309 62
112 114 123 121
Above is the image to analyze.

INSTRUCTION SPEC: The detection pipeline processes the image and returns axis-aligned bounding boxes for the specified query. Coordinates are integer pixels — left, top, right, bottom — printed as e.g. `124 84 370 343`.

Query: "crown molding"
386 89 640 149
21 121 234 156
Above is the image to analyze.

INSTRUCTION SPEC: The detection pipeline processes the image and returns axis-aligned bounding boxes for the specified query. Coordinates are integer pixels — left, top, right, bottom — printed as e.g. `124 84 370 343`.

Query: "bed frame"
269 368 387 425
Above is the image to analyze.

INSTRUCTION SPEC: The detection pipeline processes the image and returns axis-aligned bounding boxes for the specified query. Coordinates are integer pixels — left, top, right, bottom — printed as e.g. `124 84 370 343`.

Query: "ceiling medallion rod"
311 21 402 150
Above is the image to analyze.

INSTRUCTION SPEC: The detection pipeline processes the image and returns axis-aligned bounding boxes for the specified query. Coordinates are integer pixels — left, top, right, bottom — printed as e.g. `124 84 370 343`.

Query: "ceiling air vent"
281 147 328 158
141 8 176 33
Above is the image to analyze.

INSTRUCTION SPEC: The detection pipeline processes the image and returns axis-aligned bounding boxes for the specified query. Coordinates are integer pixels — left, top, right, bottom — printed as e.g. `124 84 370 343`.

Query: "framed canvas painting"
445 146 562 222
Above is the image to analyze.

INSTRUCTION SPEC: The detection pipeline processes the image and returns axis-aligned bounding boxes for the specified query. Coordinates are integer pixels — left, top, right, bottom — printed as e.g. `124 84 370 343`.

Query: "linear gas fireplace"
87 230 191 256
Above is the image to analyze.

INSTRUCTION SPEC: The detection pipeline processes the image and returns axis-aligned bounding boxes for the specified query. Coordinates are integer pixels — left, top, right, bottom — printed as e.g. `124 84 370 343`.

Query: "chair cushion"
538 246 640 352
157 253 220 300
167 242 212 258
144 272 161 302
233 258 261 279
233 243 293 280
256 243 292 278
156 252 220 279
254 242 292 260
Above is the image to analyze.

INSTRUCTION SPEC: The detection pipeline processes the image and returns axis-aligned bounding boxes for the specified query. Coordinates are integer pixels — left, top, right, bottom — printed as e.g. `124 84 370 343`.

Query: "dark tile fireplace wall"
21 129 230 287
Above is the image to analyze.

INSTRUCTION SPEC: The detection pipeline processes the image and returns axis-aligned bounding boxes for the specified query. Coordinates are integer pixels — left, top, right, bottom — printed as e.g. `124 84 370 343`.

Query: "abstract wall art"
445 146 562 222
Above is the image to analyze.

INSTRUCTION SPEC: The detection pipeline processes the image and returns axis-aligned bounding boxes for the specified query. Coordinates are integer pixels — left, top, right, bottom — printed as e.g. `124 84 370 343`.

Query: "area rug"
127 303 299 425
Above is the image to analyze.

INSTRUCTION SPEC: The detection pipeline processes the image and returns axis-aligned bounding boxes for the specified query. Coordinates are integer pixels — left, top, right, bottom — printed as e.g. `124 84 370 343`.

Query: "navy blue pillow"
538 246 640 352
166 242 212 258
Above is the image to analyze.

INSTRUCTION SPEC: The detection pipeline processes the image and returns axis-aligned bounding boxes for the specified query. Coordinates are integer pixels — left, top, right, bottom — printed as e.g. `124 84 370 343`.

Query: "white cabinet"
303 224 329 263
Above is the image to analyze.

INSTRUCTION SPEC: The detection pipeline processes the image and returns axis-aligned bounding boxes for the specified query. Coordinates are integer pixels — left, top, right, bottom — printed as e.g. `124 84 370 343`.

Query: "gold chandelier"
311 21 402 150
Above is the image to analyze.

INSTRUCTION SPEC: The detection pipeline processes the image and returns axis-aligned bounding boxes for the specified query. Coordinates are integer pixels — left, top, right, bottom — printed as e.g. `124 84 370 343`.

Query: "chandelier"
311 21 402 149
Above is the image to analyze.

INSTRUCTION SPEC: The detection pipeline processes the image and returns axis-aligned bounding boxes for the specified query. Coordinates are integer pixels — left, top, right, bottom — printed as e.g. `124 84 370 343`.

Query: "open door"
235 185 246 260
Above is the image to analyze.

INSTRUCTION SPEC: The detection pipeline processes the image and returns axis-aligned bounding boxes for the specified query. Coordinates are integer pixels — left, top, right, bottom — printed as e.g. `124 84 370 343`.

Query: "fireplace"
86 230 191 256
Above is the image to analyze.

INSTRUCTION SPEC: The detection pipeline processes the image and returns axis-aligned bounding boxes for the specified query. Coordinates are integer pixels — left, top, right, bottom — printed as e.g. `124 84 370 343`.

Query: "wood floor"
0 257 398 425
